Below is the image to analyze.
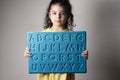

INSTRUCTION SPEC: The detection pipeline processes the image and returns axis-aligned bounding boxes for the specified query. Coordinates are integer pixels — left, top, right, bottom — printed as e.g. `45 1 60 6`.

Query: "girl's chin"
54 23 64 26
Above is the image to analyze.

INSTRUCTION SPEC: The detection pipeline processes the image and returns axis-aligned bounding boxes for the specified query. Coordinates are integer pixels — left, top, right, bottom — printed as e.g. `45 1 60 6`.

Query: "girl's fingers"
26 47 29 51
24 52 31 57
82 50 88 55
82 50 88 60
24 47 31 57
82 54 88 57
82 55 88 60
25 49 30 53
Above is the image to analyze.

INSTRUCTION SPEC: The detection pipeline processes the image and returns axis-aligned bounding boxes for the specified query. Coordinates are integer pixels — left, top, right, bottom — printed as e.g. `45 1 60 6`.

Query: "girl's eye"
52 13 56 15
61 12 66 15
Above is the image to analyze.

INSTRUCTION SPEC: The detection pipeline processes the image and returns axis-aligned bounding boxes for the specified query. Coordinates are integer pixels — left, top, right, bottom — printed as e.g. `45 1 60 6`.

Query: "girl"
24 0 88 80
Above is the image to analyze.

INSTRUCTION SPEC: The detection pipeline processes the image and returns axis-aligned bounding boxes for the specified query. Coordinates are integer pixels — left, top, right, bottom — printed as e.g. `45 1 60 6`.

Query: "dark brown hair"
44 0 75 30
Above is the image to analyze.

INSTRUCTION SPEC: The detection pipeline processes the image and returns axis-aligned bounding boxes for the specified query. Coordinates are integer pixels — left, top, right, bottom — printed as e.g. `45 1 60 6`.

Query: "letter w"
48 63 58 71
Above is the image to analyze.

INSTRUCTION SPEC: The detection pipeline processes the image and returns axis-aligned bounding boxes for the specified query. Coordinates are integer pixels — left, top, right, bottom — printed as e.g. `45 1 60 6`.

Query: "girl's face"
49 4 68 27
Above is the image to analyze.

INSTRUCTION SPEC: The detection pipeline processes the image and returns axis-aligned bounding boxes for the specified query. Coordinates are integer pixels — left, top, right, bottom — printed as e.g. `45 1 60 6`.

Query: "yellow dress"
36 28 75 80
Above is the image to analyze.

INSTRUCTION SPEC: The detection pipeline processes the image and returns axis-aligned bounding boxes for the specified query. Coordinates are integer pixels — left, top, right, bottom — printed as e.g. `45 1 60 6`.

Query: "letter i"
38 44 41 52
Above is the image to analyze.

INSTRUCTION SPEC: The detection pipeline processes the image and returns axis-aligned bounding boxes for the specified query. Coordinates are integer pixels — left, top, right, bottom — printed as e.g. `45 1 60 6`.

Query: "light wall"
0 0 120 80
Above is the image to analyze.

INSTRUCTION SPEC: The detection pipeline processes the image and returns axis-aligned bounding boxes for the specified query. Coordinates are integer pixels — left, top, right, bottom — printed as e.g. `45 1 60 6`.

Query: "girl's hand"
24 47 31 57
82 50 88 60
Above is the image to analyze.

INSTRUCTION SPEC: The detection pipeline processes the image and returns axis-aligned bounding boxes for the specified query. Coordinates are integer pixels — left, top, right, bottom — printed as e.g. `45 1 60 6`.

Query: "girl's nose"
57 13 61 19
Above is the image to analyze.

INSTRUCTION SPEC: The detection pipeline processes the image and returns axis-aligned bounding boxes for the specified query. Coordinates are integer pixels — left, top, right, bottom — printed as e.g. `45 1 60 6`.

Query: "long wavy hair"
44 0 75 30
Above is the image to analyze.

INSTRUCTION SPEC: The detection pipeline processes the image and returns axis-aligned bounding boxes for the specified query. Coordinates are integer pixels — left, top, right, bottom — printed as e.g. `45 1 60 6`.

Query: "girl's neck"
50 26 67 32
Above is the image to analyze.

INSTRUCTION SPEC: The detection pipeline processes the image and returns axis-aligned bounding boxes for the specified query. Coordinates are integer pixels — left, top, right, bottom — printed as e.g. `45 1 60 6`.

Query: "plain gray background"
0 0 120 80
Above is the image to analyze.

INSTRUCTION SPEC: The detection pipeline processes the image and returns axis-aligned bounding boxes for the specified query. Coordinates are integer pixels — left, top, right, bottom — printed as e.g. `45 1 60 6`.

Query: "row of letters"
29 43 84 53
28 33 85 42
30 63 84 72
31 53 83 62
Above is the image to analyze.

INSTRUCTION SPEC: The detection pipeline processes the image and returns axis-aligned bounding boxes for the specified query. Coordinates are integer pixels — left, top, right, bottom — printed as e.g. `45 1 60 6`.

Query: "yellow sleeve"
41 28 51 32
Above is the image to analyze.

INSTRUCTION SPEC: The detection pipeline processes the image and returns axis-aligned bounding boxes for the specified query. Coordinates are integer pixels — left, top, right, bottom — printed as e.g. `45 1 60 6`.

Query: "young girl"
24 0 88 80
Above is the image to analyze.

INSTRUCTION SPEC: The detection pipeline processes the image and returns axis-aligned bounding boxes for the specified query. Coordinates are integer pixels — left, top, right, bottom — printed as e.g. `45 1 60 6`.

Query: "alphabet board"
27 31 87 73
